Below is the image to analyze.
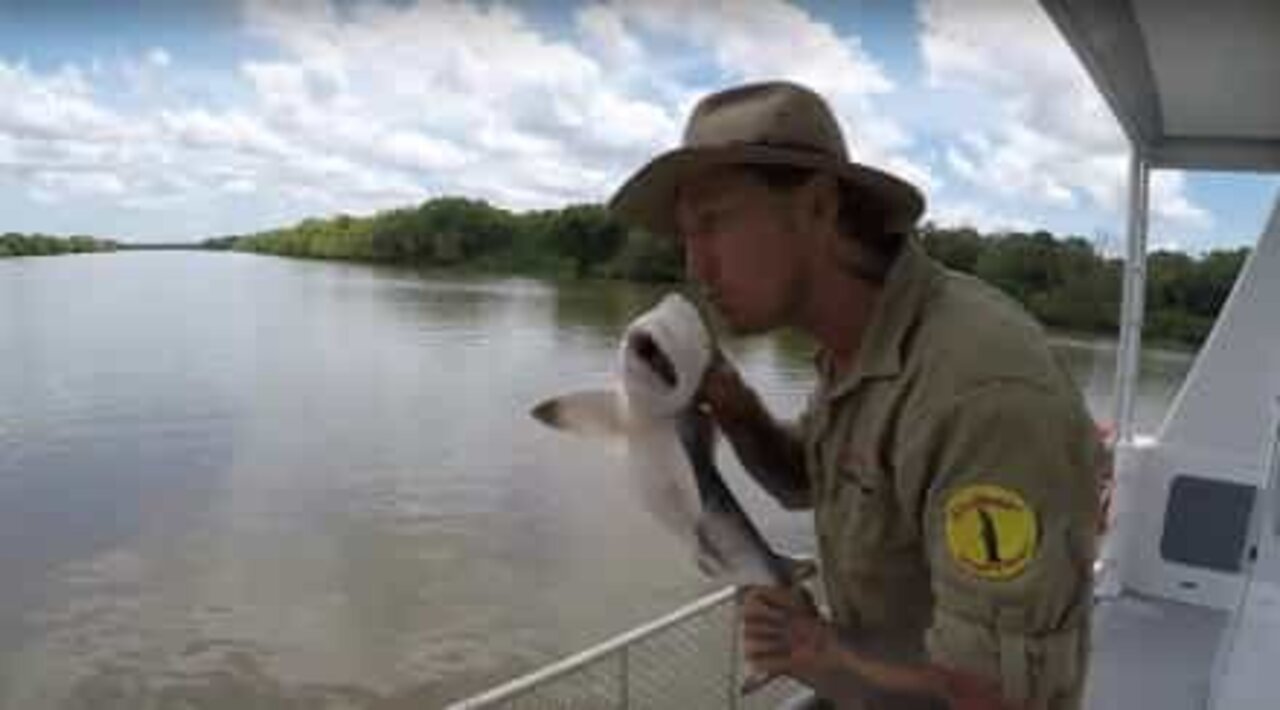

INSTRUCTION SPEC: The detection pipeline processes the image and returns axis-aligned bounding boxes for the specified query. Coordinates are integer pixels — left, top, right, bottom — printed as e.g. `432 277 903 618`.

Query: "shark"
530 293 813 656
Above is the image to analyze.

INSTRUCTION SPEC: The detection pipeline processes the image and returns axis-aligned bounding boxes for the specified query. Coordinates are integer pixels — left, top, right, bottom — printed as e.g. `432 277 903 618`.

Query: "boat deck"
1205 535 1280 709
1085 593 1228 710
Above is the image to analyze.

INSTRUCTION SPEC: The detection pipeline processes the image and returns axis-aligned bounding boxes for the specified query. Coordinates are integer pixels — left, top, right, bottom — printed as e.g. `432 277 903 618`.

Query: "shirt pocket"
826 448 896 565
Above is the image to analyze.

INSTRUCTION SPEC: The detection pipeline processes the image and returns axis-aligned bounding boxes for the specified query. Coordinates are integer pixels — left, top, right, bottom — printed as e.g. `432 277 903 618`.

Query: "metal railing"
446 586 809 710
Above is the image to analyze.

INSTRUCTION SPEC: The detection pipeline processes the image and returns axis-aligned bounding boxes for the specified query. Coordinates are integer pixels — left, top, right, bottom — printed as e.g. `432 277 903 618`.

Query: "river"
0 251 1192 708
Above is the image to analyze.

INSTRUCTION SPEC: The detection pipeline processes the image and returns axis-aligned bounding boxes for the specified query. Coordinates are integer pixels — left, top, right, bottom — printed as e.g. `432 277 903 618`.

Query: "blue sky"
1 0 1275 249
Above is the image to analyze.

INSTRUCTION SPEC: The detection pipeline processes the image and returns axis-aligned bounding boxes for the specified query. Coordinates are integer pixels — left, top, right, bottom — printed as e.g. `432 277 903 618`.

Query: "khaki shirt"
799 237 1098 709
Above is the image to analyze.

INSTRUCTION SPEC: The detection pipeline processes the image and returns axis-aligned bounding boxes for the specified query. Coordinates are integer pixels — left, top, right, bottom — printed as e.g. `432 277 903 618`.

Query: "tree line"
4 195 1246 346
226 197 680 282
221 196 1247 346
0 232 118 258
917 225 1248 346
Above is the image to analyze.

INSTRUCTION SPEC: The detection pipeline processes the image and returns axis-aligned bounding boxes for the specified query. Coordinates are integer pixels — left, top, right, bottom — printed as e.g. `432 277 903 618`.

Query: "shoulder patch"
944 484 1037 580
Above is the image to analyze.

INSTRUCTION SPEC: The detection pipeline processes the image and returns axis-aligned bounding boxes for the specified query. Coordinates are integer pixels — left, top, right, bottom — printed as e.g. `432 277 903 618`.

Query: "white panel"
1117 443 1253 610
1158 197 1280 468
1132 0 1280 139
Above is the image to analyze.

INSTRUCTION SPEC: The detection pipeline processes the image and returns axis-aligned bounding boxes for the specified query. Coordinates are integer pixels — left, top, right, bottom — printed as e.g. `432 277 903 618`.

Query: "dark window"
1160 475 1256 573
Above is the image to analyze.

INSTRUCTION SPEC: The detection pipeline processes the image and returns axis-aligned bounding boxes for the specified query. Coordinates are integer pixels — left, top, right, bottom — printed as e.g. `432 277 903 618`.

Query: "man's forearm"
807 629 1019 710
719 405 810 510
790 627 950 709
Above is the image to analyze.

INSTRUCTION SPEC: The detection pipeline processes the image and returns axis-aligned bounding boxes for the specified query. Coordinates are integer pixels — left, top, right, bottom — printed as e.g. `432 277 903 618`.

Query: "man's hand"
740 586 836 685
698 350 812 510
698 351 763 430
741 588 1028 710
932 668 1028 710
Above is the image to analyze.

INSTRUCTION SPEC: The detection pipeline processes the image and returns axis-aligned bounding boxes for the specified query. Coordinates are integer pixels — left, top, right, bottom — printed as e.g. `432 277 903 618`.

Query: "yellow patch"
944 484 1038 580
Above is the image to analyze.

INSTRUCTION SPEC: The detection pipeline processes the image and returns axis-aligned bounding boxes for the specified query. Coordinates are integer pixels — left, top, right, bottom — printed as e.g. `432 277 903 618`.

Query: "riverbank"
6 195 1244 348
0 233 117 258
216 198 1244 348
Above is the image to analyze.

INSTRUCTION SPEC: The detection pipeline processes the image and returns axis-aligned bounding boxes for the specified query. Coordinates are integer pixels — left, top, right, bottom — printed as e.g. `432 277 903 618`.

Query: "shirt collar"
815 236 940 400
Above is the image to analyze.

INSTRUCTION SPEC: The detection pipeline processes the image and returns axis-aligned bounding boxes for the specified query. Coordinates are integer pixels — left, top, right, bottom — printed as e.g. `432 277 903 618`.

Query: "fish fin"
694 515 778 587
694 518 732 577
530 389 627 439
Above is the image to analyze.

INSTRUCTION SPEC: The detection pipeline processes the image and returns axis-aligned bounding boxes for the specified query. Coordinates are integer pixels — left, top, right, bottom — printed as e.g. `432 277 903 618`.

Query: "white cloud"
0 62 126 141
2 0 925 240
577 4 645 68
921 0 1211 236
234 0 681 209
158 109 289 156
147 47 172 68
232 0 926 208
221 177 256 194
944 145 979 183
586 0 930 187
1151 170 1212 231
377 131 470 172
33 169 127 198
927 198 1034 233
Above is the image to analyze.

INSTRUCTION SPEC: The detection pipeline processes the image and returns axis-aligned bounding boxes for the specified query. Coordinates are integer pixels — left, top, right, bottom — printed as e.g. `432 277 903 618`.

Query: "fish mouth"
629 332 678 388
530 399 560 427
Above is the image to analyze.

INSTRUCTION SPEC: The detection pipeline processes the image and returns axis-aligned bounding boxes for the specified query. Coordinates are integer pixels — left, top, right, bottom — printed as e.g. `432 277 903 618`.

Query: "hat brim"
608 144 925 239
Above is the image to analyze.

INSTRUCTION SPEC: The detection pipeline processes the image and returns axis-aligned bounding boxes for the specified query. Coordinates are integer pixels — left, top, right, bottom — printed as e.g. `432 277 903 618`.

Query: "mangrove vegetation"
4 196 1245 347
0 232 118 258
222 196 1247 346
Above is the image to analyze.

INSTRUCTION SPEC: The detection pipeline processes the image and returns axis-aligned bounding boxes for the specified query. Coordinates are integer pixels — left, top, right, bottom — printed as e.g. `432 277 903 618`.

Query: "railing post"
1113 150 1150 444
619 645 629 710
728 593 741 710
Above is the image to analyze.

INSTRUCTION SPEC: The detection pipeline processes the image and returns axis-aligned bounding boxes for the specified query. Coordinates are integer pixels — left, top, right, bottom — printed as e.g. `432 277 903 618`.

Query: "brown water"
0 251 1191 709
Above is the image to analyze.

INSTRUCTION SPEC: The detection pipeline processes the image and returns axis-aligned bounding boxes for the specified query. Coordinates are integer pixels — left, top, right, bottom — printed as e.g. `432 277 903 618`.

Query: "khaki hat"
609 80 925 238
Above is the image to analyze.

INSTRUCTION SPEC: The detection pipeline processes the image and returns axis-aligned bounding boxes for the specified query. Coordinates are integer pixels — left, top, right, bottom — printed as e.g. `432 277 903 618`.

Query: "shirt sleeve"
895 380 1099 709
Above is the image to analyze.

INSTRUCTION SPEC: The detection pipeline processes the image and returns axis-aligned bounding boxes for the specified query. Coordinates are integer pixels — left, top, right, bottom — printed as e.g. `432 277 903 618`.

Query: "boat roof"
1041 0 1280 172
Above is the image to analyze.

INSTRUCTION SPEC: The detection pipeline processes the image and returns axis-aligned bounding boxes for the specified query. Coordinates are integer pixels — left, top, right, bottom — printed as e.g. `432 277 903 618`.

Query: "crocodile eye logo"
944 484 1038 581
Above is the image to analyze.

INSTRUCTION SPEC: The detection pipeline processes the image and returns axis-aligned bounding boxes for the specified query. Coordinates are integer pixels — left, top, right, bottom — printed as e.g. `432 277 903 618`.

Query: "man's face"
674 165 812 335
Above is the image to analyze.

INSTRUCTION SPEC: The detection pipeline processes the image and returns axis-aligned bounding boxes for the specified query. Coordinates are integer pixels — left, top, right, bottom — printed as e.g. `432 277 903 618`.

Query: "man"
607 81 1099 709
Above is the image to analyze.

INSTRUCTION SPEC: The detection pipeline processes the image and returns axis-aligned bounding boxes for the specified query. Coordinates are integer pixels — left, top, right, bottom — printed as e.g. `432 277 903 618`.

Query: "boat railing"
445 585 810 709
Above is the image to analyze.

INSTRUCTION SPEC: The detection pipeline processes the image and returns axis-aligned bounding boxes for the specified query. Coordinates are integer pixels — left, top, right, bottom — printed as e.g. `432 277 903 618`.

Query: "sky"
0 0 1276 250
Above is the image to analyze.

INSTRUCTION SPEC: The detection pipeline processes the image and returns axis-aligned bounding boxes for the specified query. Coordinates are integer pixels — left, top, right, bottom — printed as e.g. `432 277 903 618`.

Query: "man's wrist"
796 619 845 680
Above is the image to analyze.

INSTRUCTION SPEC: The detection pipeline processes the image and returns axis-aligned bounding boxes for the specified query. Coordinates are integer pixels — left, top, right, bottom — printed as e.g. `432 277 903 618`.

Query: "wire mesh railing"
446 586 810 710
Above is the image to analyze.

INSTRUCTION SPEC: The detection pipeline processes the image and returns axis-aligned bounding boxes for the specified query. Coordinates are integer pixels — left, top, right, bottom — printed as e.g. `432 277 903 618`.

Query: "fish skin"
529 293 810 587
674 406 796 587
530 294 815 695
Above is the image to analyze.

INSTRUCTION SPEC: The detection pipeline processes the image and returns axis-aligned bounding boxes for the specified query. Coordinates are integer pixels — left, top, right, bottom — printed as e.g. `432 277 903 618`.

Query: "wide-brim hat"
609 81 925 238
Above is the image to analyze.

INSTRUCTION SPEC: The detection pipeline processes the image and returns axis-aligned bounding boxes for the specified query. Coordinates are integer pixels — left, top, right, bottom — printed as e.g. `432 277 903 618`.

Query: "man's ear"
795 172 841 238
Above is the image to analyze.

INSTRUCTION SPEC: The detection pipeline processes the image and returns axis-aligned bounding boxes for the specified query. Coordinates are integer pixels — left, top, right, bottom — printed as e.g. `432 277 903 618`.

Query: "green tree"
218 195 1246 348
549 204 626 278
919 223 984 273
607 228 683 282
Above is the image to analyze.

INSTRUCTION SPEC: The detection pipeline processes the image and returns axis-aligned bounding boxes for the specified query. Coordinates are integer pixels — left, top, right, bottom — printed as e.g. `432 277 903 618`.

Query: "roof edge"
1152 138 1280 173
1039 0 1163 152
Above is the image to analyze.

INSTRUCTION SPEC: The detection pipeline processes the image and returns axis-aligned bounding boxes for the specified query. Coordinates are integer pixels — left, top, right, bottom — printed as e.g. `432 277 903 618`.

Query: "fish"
531 293 813 691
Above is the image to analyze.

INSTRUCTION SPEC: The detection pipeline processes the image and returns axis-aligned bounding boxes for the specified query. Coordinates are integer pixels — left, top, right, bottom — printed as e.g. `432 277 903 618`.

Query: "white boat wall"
1039 1 1280 706
1177 199 1280 709
1084 197 1279 710
1110 198 1280 613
